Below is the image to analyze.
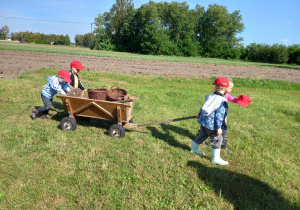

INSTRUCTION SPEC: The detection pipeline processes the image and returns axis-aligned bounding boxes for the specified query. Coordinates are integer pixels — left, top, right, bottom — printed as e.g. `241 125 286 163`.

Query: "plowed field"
1 49 299 83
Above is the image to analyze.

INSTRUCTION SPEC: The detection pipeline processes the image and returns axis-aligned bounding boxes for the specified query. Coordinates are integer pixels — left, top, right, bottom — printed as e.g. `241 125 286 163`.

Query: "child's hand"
217 129 222 135
196 114 200 119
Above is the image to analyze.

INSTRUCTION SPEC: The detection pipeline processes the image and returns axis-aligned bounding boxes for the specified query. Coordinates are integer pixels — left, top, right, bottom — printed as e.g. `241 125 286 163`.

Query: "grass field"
0 65 299 209
1 41 300 69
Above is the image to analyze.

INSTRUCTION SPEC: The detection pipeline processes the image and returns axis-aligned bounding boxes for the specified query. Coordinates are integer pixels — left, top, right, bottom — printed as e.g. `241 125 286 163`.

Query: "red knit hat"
70 60 84 70
237 95 251 107
212 77 229 87
58 70 72 82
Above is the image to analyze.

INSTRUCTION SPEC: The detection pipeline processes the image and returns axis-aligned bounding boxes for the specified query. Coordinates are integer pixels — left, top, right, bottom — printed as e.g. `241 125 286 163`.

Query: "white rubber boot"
211 148 228 165
190 141 205 156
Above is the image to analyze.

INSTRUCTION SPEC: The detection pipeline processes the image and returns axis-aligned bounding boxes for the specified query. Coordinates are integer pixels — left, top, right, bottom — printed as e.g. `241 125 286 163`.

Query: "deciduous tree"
0 25 10 39
197 4 244 58
94 14 115 50
105 0 135 50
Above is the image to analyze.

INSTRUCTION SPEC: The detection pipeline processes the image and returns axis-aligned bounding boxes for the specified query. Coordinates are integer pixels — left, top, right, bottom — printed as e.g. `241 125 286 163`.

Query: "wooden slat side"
92 102 117 120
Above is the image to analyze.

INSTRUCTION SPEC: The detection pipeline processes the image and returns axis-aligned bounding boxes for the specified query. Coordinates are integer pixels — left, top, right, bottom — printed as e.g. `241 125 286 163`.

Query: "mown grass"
1 41 300 69
0 68 299 209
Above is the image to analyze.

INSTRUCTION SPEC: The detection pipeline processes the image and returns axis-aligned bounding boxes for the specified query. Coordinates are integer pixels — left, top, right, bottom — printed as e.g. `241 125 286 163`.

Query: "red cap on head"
212 77 229 87
70 60 84 70
237 95 251 107
58 70 72 83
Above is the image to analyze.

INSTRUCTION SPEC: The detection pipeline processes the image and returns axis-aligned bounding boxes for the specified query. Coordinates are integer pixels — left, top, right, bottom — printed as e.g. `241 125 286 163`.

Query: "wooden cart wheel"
109 124 125 138
60 117 77 131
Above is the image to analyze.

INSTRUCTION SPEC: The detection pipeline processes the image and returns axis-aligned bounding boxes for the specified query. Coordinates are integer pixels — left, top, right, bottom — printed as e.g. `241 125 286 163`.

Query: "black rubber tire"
109 124 125 138
60 117 77 131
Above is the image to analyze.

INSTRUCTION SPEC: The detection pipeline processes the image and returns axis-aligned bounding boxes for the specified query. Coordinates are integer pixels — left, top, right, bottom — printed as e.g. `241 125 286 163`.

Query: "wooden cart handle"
136 115 197 127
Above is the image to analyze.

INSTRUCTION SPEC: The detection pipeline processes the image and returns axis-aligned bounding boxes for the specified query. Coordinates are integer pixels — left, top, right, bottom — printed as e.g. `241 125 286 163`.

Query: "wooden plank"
123 123 138 129
92 102 116 119
58 95 132 108
57 95 135 121
117 106 122 125
60 98 67 113
115 99 134 103
66 99 75 119
72 101 93 115
137 115 197 128
83 90 89 98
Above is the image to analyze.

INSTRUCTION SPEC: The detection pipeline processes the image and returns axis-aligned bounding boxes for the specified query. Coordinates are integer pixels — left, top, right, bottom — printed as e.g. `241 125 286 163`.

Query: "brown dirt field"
0 49 299 83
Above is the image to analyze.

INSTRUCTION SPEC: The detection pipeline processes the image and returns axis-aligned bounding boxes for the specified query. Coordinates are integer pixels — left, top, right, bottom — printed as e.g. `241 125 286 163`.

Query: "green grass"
0 68 299 209
1 41 300 69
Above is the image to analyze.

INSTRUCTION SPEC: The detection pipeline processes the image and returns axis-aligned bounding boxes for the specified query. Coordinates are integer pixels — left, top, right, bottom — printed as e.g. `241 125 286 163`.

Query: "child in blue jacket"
191 77 230 165
32 70 71 120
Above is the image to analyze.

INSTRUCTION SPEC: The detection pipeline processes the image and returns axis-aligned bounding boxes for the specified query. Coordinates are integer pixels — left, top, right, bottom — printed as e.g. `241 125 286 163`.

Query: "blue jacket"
198 92 228 130
41 76 70 99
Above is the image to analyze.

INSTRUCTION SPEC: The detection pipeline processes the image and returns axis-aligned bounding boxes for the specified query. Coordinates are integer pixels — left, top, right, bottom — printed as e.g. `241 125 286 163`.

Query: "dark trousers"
194 125 223 149
221 129 228 148
36 93 52 116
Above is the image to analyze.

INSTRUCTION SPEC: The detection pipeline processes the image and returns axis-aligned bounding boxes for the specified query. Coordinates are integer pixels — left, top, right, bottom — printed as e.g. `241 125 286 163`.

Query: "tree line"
87 0 299 64
1 25 70 45
241 43 300 65
13 31 70 45
91 1 245 59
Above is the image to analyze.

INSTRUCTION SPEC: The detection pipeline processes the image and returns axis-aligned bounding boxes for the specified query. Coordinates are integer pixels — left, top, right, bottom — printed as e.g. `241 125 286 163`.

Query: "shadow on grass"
187 161 298 210
50 102 193 138
51 101 115 133
147 123 195 151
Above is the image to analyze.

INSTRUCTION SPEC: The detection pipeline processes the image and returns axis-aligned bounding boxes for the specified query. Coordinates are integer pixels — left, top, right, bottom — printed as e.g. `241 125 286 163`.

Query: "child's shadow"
147 123 195 151
187 161 297 210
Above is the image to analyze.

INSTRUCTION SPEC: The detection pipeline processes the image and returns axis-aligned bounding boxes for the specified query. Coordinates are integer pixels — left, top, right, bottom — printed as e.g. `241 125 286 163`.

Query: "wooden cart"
57 89 196 138
57 89 139 138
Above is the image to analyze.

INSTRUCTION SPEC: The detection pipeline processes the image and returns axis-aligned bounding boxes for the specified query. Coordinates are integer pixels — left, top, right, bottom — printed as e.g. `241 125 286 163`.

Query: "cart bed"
57 91 136 125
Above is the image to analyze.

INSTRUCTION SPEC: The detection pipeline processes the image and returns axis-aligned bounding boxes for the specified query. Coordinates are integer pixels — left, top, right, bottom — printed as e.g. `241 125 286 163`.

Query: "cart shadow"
53 114 114 131
50 101 68 122
187 160 297 209
146 123 195 151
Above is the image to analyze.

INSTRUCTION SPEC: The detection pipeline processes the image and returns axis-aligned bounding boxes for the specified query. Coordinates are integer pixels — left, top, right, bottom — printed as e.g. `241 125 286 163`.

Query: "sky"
0 0 299 46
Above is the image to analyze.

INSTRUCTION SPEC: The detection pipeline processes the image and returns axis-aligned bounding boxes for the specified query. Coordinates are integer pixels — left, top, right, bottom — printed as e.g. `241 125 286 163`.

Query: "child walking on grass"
190 77 230 165
202 78 251 153
31 70 71 120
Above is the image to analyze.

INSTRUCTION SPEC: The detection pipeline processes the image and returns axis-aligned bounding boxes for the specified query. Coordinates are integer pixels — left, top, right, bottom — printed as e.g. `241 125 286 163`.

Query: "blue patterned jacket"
41 76 70 99
198 92 228 130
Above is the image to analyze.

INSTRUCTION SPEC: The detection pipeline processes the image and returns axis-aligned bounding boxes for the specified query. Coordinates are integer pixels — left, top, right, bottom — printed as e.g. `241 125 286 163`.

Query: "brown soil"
1 50 299 83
